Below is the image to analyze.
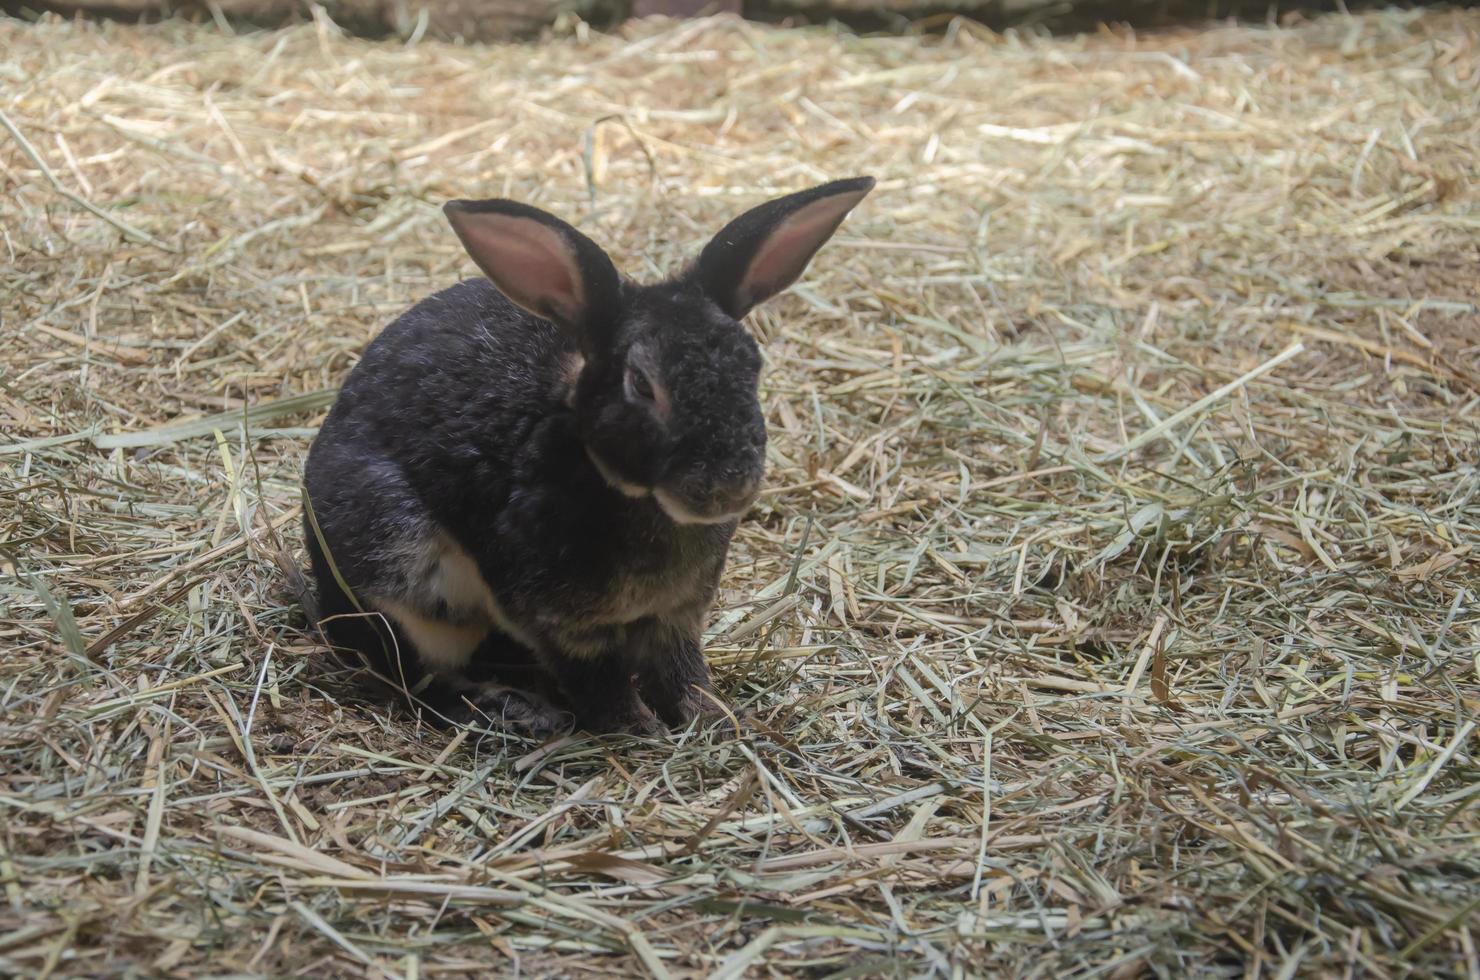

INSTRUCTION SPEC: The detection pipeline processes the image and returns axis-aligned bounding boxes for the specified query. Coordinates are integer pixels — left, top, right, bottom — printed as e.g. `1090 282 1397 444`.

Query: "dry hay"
2 6 1479 977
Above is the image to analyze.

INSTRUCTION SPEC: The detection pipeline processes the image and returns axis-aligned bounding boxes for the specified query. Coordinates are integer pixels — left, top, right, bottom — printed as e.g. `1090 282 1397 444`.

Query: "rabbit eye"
628 367 656 402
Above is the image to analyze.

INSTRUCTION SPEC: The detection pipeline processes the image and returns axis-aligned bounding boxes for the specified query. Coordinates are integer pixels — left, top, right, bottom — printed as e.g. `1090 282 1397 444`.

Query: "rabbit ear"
694 177 874 319
444 199 620 346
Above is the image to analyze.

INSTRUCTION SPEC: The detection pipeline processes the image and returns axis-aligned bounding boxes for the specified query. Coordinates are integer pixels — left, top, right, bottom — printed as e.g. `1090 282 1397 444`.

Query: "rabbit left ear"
694 177 874 320
444 199 621 350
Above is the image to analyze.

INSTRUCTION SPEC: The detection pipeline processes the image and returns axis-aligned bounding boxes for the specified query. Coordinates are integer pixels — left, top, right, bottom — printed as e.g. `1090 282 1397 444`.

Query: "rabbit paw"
456 684 571 739
581 699 666 738
649 687 748 738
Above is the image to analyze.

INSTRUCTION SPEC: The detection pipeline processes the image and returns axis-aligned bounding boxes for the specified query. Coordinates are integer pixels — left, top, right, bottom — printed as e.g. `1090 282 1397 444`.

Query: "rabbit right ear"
694 177 874 320
444 199 621 347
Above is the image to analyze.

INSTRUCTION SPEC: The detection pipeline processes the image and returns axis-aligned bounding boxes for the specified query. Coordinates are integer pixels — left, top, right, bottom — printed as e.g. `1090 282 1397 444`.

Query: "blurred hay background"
2 6 1479 976
5 0 1439 44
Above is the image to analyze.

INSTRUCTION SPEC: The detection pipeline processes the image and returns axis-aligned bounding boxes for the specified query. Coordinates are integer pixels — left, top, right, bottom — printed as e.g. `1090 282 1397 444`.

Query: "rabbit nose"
713 474 761 514
660 461 763 524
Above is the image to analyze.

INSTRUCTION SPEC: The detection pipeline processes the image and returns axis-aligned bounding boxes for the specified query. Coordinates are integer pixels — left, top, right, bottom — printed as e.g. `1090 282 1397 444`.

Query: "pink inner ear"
741 192 864 305
453 213 584 323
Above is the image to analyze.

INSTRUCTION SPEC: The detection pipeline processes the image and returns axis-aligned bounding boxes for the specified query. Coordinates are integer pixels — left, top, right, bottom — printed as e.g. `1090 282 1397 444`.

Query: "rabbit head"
443 177 874 524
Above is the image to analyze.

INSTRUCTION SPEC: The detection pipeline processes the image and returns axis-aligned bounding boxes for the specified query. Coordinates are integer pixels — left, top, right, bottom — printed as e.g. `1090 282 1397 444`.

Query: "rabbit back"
320 279 573 496
304 279 567 673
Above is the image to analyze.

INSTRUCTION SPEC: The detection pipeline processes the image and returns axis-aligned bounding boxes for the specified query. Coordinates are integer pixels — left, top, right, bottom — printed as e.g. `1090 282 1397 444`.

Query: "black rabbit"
303 177 874 735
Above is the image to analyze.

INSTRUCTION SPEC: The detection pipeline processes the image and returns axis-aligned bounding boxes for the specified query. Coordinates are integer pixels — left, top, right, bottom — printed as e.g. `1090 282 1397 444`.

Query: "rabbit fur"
303 176 874 735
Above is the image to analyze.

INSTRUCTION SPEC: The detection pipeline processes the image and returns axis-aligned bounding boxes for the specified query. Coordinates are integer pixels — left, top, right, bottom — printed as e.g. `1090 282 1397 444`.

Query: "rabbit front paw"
580 697 665 737
456 683 571 739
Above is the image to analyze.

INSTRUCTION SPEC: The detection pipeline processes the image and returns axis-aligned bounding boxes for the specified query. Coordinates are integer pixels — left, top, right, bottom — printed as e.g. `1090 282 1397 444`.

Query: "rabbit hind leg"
373 528 544 671
305 455 488 688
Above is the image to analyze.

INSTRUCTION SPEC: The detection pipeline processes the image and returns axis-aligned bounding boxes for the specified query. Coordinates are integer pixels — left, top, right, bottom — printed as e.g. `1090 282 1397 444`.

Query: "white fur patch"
586 448 651 499
430 533 537 649
652 488 747 526
561 351 585 407
374 532 535 673
376 598 486 672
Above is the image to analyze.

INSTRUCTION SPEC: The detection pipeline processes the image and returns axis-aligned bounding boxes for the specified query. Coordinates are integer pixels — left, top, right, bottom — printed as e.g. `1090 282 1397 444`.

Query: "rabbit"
303 176 874 735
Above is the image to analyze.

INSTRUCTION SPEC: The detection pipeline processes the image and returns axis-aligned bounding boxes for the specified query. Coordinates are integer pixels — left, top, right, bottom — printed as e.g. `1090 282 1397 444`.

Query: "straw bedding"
1 6 1478 976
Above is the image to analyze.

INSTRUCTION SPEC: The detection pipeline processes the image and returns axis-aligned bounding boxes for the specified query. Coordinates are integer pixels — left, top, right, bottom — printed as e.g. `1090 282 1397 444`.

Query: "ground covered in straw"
3 6 1479 977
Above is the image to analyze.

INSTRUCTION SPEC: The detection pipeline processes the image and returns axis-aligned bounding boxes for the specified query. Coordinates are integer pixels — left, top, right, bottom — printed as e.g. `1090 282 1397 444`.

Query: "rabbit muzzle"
653 461 763 526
